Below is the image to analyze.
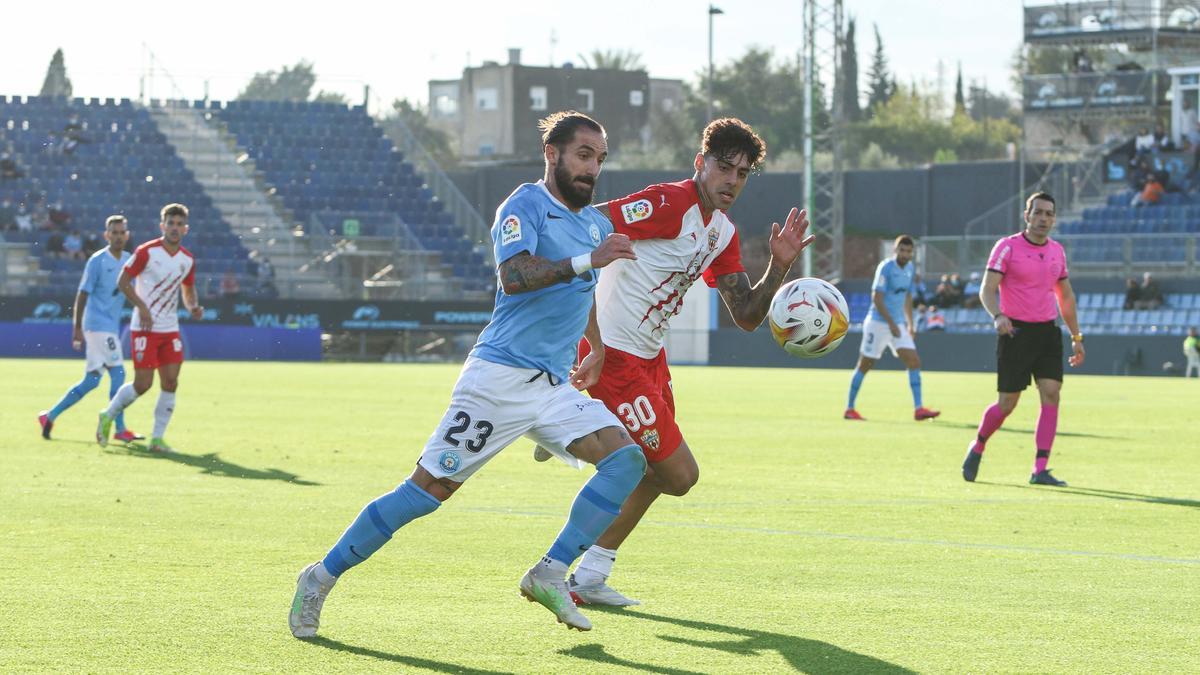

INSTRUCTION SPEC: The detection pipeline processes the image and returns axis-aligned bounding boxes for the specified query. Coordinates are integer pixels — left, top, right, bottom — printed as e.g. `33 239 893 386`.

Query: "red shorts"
131 331 184 370
580 341 682 463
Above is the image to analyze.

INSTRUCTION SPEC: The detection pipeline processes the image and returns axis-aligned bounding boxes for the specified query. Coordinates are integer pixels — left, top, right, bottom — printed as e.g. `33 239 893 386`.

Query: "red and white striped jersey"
124 238 196 333
596 179 744 358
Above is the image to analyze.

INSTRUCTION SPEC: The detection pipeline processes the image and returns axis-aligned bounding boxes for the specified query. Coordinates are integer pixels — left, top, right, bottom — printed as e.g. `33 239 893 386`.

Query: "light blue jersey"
470 181 612 382
79 248 131 334
865 257 914 324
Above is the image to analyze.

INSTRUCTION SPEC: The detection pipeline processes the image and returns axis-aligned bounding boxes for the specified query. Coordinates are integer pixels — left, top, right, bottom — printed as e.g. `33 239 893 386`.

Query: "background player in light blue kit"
844 235 940 421
290 111 645 636
39 215 144 443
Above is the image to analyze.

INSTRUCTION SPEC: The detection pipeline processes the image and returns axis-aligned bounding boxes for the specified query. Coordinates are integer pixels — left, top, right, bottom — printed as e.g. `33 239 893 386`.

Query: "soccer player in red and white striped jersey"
97 203 203 452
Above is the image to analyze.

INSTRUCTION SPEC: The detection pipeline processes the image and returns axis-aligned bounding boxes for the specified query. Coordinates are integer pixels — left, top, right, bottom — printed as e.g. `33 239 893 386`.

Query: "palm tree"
577 49 645 71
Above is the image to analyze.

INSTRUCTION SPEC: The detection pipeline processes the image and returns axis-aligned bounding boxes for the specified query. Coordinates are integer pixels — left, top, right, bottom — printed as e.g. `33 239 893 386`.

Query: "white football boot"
519 561 592 631
568 574 641 606
289 562 336 638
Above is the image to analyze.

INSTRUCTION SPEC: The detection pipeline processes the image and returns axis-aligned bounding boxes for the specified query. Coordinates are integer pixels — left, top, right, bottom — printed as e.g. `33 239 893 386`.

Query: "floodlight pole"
708 5 724 120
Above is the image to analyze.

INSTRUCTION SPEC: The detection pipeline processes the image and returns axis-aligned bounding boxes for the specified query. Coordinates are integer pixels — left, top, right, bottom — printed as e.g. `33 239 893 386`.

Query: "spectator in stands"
0 199 15 231
914 304 929 332
934 273 961 307
1123 277 1141 310
15 204 34 233
950 272 966 296
48 201 71 229
912 273 930 306
1072 50 1094 73
82 231 103 257
61 115 88 155
963 271 983 309
1183 99 1200 150
1185 327 1200 378
1153 124 1176 152
0 149 22 180
1128 156 1153 192
926 306 946 331
46 230 66 258
1135 272 1163 309
220 271 241 299
1134 127 1156 156
1131 172 1164 207
63 229 84 261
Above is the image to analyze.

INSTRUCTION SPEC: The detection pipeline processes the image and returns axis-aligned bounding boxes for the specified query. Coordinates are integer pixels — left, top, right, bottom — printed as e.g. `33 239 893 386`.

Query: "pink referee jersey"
985 232 1068 323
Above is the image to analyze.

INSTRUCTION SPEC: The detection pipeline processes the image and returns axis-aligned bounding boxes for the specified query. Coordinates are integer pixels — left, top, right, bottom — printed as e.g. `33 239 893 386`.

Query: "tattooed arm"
497 233 636 295
716 261 792 331
716 207 815 331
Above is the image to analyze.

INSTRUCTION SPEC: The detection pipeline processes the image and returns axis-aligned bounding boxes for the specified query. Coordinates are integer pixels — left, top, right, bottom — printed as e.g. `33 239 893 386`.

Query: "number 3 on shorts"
616 395 657 432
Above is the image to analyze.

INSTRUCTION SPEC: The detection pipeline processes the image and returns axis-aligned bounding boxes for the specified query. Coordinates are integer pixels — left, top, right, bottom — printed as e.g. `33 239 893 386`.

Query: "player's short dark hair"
160 203 189 222
538 111 606 149
105 215 127 230
894 235 914 248
701 118 767 170
1025 191 1056 214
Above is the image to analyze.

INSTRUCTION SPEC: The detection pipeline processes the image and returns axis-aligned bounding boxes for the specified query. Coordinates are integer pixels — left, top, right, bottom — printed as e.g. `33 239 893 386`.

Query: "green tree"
842 18 861 122
40 48 72 99
380 98 456 168
954 62 966 115
577 49 644 71
865 25 894 115
237 61 318 101
313 90 350 105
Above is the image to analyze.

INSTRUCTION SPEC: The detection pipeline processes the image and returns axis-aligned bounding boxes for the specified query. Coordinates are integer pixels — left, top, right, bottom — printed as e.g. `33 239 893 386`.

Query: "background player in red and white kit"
539 118 815 605
96 203 203 453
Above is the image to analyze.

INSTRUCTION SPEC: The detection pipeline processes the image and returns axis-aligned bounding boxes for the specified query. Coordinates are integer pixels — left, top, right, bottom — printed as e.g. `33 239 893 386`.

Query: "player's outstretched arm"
498 233 635 295
716 208 815 331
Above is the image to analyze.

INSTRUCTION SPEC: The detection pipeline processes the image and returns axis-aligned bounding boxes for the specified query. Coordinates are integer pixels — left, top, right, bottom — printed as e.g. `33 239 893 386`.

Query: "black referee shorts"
996 319 1064 392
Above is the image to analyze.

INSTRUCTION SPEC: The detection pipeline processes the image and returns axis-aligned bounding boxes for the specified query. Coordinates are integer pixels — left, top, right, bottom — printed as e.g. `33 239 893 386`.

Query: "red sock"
974 403 1008 452
1035 404 1058 472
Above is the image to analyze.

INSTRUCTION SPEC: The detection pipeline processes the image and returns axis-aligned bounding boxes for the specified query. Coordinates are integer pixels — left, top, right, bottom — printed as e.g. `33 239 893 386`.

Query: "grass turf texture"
2 358 1197 673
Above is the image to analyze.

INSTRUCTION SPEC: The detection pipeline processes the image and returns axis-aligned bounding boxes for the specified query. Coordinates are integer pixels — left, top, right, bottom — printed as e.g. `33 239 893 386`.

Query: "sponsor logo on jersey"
640 428 661 451
501 215 521 245
621 199 653 224
438 450 462 473
589 223 602 245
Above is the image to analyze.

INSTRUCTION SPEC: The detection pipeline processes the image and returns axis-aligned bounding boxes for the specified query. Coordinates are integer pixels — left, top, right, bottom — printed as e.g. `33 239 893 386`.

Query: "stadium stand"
212 100 493 292
0 95 258 298
845 291 1200 336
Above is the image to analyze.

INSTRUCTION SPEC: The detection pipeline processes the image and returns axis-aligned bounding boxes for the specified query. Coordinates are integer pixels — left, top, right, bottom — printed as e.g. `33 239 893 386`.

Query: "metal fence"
920 233 1200 279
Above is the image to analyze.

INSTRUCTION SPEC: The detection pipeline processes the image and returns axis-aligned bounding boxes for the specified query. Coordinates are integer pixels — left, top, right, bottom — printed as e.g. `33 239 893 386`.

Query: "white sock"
536 556 569 576
313 562 337 586
153 391 176 439
106 383 140 416
574 545 618 586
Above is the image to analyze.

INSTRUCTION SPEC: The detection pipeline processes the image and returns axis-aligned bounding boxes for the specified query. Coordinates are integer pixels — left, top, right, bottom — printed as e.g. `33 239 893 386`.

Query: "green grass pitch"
2 358 1197 673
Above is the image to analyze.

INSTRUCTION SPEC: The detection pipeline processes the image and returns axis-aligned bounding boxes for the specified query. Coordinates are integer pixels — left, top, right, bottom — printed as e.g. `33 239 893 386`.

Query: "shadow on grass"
304 636 512 674
104 442 320 486
982 481 1200 508
932 421 1123 440
563 607 915 674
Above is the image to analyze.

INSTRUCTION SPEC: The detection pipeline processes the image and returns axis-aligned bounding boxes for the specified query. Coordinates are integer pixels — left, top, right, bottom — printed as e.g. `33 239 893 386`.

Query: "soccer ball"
768 277 850 358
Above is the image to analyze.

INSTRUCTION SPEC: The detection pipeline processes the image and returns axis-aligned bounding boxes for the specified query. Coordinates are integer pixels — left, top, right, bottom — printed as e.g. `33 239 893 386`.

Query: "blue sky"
1 1 1023 110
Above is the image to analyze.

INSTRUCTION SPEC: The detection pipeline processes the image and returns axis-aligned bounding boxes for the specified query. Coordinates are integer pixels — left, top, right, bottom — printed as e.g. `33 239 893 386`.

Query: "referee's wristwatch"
1071 333 1084 343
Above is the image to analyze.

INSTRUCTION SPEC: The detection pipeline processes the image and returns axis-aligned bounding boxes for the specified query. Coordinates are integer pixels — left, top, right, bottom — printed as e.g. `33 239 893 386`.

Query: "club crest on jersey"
707 228 719 251
500 215 521 245
640 428 661 451
438 451 462 474
621 199 653 224
589 223 601 245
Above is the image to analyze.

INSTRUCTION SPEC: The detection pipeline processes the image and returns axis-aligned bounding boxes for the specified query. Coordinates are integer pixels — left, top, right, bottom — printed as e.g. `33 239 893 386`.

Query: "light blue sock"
909 369 923 408
109 366 128 433
847 369 866 409
322 479 441 577
546 444 646 566
48 370 102 421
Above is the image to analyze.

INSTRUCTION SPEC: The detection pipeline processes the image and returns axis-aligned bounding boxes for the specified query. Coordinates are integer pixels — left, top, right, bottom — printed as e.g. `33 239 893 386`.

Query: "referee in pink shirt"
962 192 1085 486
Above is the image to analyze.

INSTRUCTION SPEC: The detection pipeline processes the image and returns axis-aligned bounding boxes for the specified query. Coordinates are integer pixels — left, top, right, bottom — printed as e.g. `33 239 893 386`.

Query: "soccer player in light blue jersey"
290 111 645 637
844 235 940 421
39 215 144 443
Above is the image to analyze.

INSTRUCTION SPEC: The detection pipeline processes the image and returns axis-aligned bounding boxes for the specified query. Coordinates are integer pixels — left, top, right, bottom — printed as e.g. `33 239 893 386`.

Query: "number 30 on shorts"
616 396 657 432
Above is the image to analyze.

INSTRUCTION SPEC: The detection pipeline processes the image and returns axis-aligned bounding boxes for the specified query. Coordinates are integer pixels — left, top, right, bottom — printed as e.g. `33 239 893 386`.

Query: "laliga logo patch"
589 223 601 245
438 451 462 473
621 199 653 224
640 428 661 451
501 215 522 245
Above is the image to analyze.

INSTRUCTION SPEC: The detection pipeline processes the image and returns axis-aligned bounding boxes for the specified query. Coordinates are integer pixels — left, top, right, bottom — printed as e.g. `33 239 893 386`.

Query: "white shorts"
858 319 916 359
417 357 622 481
84 331 123 372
